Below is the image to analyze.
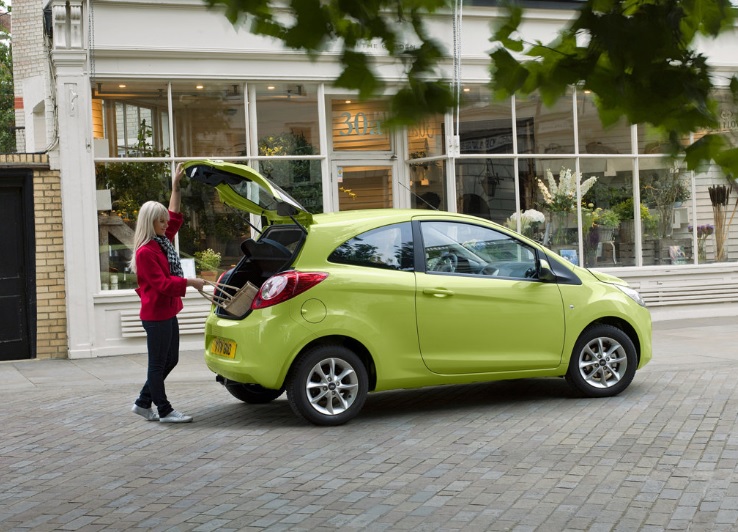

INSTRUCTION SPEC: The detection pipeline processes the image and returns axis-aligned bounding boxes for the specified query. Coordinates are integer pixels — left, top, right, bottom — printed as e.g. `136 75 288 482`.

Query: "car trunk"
214 224 307 318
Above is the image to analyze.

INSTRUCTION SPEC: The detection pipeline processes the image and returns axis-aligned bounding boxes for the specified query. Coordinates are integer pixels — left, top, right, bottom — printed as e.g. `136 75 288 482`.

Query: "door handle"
423 288 454 297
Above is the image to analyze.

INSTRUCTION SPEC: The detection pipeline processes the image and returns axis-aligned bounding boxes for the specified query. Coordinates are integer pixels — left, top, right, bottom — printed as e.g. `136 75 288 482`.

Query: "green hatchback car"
185 160 652 426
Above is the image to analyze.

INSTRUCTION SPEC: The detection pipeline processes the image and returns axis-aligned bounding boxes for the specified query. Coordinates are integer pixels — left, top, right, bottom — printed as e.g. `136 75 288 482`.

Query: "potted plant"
194 248 221 281
594 208 620 241
613 199 656 242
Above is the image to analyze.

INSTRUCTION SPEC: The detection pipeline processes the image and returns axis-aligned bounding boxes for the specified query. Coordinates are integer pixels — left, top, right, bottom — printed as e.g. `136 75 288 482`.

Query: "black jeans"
135 317 179 418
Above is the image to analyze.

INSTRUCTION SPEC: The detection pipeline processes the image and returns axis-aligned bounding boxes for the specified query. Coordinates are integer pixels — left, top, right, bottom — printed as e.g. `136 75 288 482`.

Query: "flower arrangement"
538 167 597 245
689 224 714 262
538 167 598 214
505 209 546 238
194 248 222 272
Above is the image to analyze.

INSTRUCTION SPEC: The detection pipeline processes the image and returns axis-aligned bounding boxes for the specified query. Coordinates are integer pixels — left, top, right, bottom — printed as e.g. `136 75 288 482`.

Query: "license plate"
210 337 236 359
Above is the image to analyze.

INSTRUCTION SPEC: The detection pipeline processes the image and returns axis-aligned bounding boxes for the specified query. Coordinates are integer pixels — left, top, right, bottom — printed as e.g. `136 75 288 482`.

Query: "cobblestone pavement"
1 317 737 531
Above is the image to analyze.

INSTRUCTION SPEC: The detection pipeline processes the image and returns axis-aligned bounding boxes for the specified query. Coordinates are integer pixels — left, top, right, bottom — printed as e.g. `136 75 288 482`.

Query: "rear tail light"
252 271 328 310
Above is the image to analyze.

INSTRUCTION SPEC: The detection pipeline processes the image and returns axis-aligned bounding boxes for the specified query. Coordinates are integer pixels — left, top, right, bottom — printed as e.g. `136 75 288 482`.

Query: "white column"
51 0 99 358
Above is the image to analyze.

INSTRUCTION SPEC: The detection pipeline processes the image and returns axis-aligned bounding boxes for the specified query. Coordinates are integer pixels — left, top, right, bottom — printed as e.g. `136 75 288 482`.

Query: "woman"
129 163 205 423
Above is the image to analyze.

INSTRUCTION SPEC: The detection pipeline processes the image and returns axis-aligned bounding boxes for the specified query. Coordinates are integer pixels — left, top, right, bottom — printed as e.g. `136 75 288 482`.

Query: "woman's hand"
187 277 206 291
173 163 185 188
169 163 184 212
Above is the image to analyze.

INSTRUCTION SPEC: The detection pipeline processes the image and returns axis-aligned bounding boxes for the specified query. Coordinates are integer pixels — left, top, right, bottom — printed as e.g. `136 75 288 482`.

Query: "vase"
698 239 707 263
551 211 572 246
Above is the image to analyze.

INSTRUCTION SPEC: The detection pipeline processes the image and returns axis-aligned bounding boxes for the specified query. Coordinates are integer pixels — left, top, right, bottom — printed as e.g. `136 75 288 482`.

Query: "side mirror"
538 259 556 282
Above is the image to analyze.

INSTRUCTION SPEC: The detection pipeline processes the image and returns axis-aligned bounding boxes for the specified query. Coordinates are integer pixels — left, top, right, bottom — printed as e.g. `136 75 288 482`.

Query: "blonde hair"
129 201 169 274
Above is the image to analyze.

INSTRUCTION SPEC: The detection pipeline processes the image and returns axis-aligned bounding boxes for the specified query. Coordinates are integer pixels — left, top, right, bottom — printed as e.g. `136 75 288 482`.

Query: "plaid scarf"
153 236 183 277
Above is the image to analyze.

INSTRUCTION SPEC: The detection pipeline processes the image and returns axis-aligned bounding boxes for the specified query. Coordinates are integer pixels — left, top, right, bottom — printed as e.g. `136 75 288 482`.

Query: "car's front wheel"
287 345 368 426
565 324 637 397
224 382 283 404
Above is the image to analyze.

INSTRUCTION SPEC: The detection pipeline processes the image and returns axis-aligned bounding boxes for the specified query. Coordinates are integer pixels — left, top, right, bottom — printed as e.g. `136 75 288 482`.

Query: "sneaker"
159 410 193 423
131 404 159 421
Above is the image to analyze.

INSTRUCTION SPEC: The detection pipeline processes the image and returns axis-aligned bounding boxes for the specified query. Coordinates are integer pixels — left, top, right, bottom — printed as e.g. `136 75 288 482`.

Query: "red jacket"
135 210 188 321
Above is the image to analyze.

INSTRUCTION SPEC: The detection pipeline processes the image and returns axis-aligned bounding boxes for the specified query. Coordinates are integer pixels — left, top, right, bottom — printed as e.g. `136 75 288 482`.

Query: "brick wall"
11 0 53 152
0 154 67 359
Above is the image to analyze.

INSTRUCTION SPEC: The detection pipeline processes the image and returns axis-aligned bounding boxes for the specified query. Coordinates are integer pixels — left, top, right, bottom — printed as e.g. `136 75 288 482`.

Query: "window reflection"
456 158 516 223
171 81 247 157
91 80 169 158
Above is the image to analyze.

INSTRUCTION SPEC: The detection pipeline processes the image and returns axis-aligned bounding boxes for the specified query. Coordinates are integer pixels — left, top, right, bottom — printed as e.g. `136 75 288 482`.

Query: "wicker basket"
198 280 258 316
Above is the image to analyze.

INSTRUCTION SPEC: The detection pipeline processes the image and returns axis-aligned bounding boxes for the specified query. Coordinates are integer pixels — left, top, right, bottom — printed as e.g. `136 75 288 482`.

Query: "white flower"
521 209 545 224
538 167 597 212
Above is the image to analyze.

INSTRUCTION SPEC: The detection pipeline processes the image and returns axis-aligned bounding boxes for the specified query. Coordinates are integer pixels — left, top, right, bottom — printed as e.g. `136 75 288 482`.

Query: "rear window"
328 223 414 271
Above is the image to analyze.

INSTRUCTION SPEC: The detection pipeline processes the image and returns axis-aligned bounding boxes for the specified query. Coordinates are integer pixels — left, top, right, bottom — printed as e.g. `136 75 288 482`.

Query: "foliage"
642 168 691 208
0 2 14 153
259 131 323 213
612 198 657 234
594 207 620 228
194 248 222 271
205 0 455 128
95 121 171 220
490 0 738 180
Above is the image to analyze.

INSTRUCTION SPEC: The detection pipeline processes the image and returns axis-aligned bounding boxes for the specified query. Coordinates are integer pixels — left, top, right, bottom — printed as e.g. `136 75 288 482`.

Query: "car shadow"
189 377 592 428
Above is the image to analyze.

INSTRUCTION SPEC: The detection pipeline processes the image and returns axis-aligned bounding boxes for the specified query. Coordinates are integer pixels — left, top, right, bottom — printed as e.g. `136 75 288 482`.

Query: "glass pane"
92 80 169 158
459 87 513 155
257 159 324 214
172 81 247 157
455 158 516 223
331 99 391 151
695 165 735 264
96 161 253 290
640 165 692 265
337 165 393 210
527 159 602 265
256 83 321 155
516 91 575 154
577 91 632 155
408 114 444 158
95 161 170 290
421 221 537 279
411 160 447 211
579 159 633 268
328 223 414 271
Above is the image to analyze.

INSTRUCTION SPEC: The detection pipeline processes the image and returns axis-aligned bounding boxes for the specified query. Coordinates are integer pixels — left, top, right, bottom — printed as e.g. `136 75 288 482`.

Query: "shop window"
408 114 446 210
456 158 517 223
256 83 321 155
91 80 169 159
331 99 391 151
576 90 631 155
172 81 247 157
257 159 323 214
458 88 514 155
95 161 253 291
517 91 575 155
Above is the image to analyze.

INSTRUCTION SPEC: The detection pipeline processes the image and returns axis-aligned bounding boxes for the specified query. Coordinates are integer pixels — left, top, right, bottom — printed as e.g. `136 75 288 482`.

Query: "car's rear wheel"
287 345 368 426
224 382 283 404
565 324 637 397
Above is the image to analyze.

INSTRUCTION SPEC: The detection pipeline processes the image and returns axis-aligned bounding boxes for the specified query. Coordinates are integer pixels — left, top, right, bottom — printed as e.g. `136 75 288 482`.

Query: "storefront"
16 0 738 358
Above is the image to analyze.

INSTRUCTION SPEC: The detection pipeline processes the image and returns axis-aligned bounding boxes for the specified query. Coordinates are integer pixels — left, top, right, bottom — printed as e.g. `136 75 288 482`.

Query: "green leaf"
684 133 726 171
713 146 738 177
491 4 524 52
489 49 530 98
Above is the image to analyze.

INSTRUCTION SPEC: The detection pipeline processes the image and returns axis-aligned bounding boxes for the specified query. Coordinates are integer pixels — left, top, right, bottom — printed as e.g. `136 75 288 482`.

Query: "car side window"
421 221 537 279
328 223 414 271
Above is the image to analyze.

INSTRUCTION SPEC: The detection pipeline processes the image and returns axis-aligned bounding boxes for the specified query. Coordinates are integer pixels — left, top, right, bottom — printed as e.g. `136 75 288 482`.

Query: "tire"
287 345 369 426
565 324 637 398
224 382 283 404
